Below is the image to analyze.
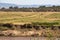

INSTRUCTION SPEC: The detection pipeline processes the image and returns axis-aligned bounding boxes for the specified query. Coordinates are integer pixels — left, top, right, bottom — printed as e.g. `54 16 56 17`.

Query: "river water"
0 37 60 40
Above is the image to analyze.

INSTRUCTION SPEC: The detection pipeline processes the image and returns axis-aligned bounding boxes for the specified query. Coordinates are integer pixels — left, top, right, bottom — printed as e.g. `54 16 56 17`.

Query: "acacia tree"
13 6 18 9
9 6 13 9
1 7 5 9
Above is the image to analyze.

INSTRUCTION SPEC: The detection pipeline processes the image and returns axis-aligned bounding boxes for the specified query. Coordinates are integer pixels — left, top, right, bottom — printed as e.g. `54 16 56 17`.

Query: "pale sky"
0 0 60 5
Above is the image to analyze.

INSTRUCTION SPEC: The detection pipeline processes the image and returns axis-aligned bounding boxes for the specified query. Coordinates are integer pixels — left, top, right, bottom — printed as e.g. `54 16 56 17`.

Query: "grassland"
0 11 60 25
0 11 60 37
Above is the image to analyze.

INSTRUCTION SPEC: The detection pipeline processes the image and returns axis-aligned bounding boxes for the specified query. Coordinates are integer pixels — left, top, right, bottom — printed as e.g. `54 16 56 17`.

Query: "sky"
0 0 60 5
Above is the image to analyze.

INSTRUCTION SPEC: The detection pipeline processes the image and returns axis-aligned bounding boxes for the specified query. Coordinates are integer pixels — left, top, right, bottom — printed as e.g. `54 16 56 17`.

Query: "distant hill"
0 3 17 8
0 3 40 8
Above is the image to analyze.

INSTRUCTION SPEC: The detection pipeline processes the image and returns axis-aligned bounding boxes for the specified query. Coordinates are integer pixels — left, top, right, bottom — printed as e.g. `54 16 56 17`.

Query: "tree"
9 6 13 9
52 5 56 7
1 7 5 9
39 6 46 8
13 6 18 9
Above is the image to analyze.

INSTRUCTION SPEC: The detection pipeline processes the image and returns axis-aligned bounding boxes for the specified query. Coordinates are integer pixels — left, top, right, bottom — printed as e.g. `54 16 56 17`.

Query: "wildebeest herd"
0 23 60 30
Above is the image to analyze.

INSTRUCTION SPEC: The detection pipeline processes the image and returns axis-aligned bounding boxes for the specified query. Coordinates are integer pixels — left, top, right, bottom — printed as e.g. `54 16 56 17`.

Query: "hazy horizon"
0 0 60 5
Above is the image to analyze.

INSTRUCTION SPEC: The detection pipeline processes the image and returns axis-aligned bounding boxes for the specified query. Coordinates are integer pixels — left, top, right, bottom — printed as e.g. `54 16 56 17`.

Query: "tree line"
0 5 60 12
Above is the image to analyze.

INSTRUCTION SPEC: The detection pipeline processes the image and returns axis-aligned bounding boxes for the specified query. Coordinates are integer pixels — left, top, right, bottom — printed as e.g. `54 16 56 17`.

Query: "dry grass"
0 11 60 24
